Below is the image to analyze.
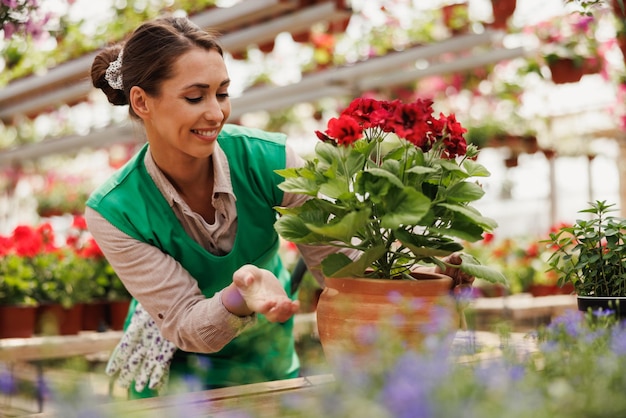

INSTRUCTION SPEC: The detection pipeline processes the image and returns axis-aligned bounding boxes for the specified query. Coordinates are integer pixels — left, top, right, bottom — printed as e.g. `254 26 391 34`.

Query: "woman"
88 15 471 399
87 15 338 398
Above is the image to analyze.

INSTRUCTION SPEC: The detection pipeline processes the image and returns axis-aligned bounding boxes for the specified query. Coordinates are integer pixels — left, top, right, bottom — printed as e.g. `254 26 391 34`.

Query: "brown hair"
91 16 223 119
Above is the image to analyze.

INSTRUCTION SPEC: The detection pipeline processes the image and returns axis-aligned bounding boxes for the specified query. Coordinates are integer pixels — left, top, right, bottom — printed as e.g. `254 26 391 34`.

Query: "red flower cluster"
315 97 468 158
0 215 104 259
66 215 104 259
0 223 57 257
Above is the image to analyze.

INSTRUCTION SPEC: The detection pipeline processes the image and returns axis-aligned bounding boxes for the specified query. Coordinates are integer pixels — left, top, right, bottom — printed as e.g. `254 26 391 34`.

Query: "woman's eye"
185 96 203 104
218 92 230 99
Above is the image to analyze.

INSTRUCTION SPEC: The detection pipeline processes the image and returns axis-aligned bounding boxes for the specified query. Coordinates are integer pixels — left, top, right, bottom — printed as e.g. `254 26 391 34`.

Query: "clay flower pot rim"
327 271 453 283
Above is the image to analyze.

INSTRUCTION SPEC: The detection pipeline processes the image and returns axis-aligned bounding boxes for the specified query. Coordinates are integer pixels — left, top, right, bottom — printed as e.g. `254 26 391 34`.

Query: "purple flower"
611 325 626 356
546 310 584 338
379 351 446 418
0 366 16 395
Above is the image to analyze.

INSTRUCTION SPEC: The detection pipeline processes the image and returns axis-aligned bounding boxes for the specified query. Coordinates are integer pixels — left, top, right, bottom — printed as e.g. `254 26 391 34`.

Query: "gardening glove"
105 302 177 392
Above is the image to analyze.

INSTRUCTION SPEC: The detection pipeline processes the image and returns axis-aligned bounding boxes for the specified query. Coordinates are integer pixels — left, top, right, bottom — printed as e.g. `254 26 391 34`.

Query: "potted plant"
533 12 603 84
0 253 38 338
489 0 517 30
545 200 626 315
103 266 132 331
274 96 506 359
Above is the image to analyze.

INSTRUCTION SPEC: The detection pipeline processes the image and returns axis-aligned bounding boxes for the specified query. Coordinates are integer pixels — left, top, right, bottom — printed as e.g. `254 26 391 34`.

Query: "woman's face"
138 47 231 161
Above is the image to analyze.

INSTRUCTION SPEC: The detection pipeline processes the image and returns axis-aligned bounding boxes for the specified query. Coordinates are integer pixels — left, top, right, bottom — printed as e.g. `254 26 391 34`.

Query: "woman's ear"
129 86 150 120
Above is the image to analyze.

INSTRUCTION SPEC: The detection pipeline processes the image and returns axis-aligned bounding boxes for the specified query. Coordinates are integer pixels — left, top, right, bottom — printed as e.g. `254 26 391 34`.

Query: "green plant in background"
65 214 130 303
104 266 130 302
0 254 38 306
462 230 575 296
36 174 92 218
464 121 508 149
0 215 129 308
545 200 626 297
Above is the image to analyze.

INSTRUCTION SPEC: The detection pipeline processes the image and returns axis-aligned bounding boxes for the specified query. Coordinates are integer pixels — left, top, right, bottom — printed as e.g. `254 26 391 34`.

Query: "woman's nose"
203 97 225 122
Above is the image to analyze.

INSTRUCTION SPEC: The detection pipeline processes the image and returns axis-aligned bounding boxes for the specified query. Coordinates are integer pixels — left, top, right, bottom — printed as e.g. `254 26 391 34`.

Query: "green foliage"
0 254 37 306
545 200 626 297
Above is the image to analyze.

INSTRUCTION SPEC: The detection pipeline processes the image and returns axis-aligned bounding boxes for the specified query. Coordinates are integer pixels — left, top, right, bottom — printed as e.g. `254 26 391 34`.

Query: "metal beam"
0 1 342 122
0 41 529 167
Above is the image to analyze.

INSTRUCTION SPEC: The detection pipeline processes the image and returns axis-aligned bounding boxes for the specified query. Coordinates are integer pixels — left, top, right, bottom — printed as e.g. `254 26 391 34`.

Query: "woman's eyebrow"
184 79 231 89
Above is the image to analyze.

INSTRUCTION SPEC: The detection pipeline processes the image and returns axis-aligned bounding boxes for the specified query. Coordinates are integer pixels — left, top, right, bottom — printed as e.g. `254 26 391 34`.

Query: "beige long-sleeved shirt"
85 141 341 353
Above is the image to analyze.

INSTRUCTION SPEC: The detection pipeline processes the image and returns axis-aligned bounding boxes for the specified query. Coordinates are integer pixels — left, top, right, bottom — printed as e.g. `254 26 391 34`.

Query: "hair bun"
91 44 127 106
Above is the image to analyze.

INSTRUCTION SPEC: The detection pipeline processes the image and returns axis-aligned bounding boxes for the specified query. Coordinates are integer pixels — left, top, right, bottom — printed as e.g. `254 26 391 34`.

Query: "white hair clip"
105 50 124 90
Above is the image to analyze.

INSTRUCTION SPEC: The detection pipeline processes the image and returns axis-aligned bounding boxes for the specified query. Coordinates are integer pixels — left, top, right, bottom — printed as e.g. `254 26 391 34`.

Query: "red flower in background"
482 233 495 244
78 237 105 259
12 225 47 257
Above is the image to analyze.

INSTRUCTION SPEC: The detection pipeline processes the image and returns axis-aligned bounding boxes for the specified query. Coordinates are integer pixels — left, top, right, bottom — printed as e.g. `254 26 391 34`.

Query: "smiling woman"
86 16 312 399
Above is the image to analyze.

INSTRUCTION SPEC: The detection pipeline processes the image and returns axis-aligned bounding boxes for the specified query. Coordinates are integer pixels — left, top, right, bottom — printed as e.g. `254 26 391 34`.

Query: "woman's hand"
226 264 300 323
437 253 475 291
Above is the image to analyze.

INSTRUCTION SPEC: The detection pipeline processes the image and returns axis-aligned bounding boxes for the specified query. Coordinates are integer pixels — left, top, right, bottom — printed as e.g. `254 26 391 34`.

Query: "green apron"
87 124 299 397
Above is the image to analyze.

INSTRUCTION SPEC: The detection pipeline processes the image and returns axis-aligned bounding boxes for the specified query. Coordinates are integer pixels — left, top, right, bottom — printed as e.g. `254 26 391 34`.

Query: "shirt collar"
143 142 236 208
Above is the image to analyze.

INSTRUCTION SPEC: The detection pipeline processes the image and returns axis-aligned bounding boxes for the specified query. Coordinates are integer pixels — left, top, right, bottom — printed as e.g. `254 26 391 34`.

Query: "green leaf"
319 178 352 200
395 229 463 257
463 159 491 177
306 208 372 243
438 203 498 230
406 165 437 175
274 167 300 179
277 176 319 196
274 214 325 244
458 253 508 285
445 182 485 203
429 222 485 242
321 245 387 278
380 187 431 229
362 167 405 189
438 159 465 173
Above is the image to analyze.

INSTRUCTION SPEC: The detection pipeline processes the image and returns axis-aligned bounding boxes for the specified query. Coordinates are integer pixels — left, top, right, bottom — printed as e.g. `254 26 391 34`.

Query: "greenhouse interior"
2 0 626 417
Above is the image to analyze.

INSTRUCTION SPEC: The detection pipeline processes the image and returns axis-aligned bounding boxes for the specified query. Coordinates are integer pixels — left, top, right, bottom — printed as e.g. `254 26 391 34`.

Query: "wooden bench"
0 331 124 414
0 314 319 415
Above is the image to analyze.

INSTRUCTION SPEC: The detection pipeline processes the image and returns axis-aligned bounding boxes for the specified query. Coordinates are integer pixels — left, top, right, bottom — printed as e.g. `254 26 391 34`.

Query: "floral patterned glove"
105 303 177 391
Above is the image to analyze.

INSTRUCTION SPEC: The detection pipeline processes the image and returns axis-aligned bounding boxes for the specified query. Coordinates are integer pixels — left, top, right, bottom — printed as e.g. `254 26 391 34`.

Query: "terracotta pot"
36 303 83 336
613 0 626 18
504 155 519 168
258 40 275 53
616 34 626 63
441 3 470 36
490 0 516 30
548 58 584 84
316 272 459 365
582 57 602 75
528 284 559 297
107 299 132 331
0 305 37 339
82 301 107 331
292 30 310 43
